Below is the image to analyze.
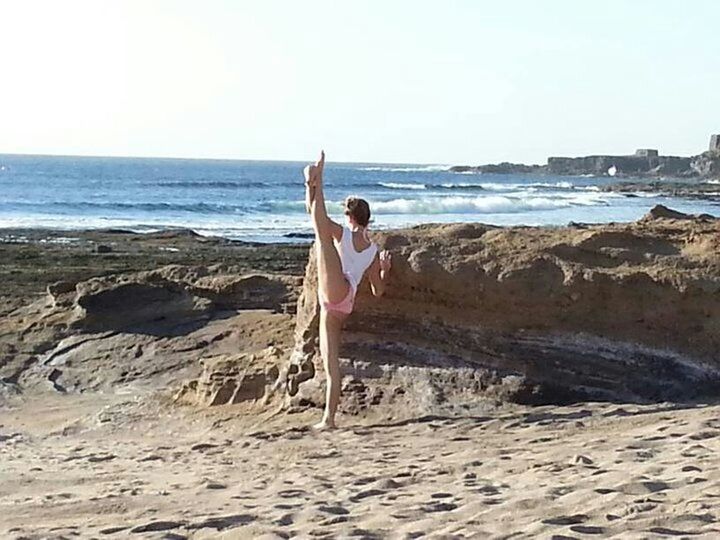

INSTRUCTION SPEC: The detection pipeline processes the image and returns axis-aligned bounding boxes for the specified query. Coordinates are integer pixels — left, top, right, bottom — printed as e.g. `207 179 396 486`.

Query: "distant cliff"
546 154 695 176
451 135 720 179
449 162 543 174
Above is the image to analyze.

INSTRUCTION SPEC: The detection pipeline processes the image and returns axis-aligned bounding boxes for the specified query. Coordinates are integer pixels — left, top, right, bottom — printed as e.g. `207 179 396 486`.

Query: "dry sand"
3 390 720 538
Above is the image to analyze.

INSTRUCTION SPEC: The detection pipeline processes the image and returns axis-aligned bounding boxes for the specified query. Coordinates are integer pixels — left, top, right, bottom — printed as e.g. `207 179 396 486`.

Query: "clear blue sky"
0 0 718 164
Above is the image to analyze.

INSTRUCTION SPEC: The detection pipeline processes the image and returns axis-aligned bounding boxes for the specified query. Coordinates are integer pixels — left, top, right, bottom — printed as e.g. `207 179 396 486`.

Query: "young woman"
304 151 392 430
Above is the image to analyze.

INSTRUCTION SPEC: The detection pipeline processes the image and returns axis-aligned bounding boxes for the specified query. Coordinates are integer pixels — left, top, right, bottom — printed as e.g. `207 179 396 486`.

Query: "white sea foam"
378 182 427 190
439 182 487 189
359 164 450 173
460 181 575 191
367 193 608 215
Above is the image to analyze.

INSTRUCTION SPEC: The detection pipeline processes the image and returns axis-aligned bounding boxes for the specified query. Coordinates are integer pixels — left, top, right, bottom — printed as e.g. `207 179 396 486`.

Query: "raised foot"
303 164 316 186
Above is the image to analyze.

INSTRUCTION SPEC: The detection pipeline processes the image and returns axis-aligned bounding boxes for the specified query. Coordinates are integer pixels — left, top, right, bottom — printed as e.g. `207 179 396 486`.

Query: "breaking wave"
268 192 610 215
358 165 450 173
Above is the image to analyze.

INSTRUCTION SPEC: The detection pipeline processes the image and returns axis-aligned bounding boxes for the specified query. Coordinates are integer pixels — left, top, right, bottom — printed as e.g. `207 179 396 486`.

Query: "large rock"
2 265 300 394
691 151 720 177
546 155 694 177
175 347 283 406
287 211 720 407
69 266 299 332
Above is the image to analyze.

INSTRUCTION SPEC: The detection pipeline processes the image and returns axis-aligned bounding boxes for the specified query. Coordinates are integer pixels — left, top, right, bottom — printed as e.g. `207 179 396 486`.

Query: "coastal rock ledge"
287 205 720 408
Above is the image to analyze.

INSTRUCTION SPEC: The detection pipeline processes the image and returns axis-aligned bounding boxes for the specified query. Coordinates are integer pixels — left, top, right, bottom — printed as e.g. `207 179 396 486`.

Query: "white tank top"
336 226 378 295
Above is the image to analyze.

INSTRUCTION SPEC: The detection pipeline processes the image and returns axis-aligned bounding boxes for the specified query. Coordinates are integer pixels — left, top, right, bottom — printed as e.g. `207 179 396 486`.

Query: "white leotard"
336 226 377 295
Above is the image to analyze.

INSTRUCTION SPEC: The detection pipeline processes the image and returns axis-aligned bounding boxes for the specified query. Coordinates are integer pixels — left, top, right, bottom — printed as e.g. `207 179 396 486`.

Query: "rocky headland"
450 135 720 191
3 208 720 538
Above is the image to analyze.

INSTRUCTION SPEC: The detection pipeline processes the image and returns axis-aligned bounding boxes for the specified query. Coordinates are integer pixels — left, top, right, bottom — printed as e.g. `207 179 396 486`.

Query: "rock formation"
1 265 300 395
546 154 694 177
449 163 543 174
287 206 720 409
451 136 720 179
5 210 720 417
174 347 283 407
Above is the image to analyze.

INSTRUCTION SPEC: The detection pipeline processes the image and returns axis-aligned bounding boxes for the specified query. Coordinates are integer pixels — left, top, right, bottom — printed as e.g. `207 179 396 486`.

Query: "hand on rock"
380 250 392 273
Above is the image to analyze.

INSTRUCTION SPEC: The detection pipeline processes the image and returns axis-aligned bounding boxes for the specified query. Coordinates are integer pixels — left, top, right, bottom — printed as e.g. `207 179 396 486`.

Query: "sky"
0 0 718 164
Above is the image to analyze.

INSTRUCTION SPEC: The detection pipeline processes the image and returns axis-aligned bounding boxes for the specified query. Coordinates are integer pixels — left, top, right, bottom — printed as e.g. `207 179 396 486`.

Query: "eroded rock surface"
174 347 283 407
1 265 299 394
288 206 720 407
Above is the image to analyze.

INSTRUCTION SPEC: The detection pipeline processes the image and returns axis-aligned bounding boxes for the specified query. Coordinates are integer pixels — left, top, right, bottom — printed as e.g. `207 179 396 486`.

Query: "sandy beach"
3 210 720 538
3 1 720 537
4 390 720 539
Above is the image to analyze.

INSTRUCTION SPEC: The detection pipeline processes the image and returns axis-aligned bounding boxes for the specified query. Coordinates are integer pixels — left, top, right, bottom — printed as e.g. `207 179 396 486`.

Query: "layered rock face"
2 265 300 394
174 347 283 407
289 207 720 407
546 155 694 176
452 145 720 180
449 163 544 174
691 151 720 177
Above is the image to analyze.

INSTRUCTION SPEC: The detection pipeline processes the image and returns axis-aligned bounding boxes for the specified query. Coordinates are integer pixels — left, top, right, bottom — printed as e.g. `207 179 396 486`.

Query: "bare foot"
315 150 325 183
303 164 316 186
312 419 336 431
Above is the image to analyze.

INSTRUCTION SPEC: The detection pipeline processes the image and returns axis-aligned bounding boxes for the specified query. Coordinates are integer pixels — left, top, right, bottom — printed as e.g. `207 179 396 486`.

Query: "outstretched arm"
368 250 392 297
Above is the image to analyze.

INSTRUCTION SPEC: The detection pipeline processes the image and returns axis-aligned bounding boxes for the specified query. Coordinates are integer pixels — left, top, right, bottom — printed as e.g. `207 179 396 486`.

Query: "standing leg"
314 308 346 430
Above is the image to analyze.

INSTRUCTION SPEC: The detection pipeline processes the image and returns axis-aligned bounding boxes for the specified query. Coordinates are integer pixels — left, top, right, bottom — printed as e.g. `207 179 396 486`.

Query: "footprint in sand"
542 514 589 526
421 501 458 512
185 513 256 531
548 486 575 498
273 513 294 526
318 505 350 515
351 476 377 486
277 489 308 499
349 488 386 503
688 430 720 441
130 520 186 533
570 525 605 535
616 480 670 495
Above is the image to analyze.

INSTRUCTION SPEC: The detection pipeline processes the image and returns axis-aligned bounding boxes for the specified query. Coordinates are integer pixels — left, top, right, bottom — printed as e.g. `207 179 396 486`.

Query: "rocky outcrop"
59 265 300 333
690 151 720 177
287 207 720 408
601 180 720 199
451 138 720 180
546 155 694 177
174 347 283 407
7 213 720 415
641 204 715 221
449 163 543 174
2 265 300 394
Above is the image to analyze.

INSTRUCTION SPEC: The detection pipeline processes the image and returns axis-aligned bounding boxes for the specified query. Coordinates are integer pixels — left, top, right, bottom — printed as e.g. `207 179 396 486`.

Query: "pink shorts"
319 286 355 315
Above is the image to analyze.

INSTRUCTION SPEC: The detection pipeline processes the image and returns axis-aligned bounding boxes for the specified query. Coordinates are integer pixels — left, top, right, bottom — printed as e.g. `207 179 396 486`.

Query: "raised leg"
304 165 316 214
307 152 350 304
314 308 345 430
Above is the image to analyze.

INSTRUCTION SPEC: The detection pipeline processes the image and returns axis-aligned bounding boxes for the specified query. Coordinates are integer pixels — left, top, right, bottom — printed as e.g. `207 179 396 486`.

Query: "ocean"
1 154 717 243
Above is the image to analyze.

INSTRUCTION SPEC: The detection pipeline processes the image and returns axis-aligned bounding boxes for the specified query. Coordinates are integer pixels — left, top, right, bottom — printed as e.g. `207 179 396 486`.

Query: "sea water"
1 154 717 243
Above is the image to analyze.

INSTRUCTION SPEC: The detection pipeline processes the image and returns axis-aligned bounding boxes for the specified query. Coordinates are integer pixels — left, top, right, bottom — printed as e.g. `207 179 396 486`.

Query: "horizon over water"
1 153 718 243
